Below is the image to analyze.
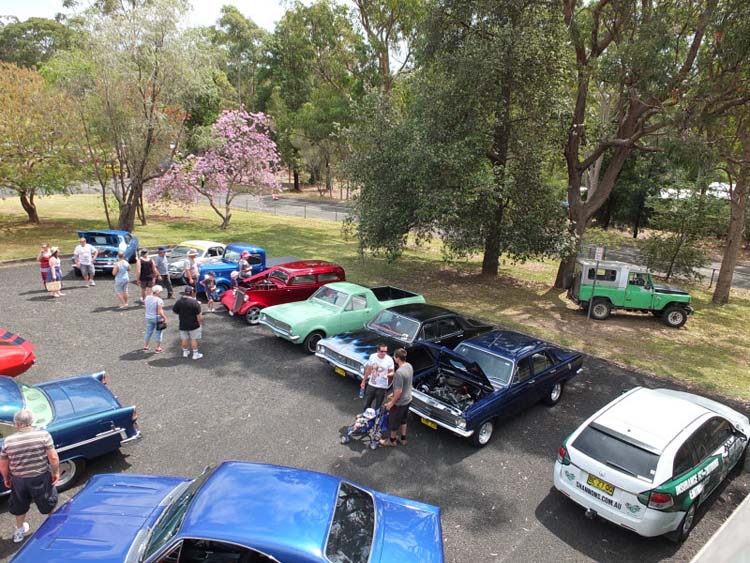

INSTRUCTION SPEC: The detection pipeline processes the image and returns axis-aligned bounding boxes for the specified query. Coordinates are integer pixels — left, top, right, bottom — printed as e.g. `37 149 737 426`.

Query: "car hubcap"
668 311 684 325
247 308 261 324
478 422 493 445
550 383 562 402
593 304 607 317
307 336 321 353
57 460 77 488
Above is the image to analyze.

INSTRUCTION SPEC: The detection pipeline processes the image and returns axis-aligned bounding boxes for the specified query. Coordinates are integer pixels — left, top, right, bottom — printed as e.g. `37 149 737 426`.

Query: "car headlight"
456 417 467 430
317 344 324 353
359 364 365 375
243 295 249 302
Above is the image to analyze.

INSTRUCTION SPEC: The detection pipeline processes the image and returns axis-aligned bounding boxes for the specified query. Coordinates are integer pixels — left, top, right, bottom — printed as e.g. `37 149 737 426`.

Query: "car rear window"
573 424 659 482
325 482 375 563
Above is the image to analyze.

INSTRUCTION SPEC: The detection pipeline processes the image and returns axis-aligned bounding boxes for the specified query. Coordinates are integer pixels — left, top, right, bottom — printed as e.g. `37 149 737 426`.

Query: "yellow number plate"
421 417 438 430
587 474 615 496
334 367 346 377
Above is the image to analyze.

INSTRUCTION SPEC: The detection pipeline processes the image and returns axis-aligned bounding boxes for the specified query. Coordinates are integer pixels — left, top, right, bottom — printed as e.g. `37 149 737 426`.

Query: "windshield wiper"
605 460 636 476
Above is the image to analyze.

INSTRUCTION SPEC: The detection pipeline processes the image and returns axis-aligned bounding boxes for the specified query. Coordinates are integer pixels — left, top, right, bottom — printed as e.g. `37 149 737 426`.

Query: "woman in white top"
47 247 63 298
143 285 168 353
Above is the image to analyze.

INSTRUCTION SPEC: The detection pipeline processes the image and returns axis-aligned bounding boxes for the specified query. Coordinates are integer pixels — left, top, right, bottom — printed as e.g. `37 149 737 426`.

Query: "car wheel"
244 306 262 325
731 444 748 476
542 382 565 406
662 306 688 328
470 420 495 448
590 298 612 321
303 331 324 354
56 458 86 492
673 502 697 543
73 267 82 278
214 283 229 299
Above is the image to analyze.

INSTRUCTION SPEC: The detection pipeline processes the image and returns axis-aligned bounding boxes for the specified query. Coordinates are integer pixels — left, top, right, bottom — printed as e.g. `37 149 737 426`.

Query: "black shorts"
9 472 58 516
389 402 411 428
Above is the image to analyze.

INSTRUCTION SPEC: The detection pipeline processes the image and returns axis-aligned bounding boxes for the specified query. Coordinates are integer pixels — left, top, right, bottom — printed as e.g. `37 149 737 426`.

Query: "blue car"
0 372 141 494
409 330 584 447
72 230 139 276
197 242 266 297
12 461 445 563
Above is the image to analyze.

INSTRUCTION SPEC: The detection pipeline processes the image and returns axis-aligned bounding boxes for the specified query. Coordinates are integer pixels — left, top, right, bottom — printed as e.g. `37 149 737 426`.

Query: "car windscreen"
269 269 289 284
367 310 420 342
20 383 53 426
86 234 119 247
453 344 511 387
312 286 348 308
169 246 192 258
223 248 242 263
325 482 375 563
573 424 659 482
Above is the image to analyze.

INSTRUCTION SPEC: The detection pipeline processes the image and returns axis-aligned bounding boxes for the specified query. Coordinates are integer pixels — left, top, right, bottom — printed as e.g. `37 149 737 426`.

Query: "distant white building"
660 182 732 200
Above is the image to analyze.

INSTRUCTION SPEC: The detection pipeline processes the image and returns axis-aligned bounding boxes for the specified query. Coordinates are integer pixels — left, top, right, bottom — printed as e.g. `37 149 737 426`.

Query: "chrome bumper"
258 320 300 341
315 352 364 380
408 403 474 438
121 430 143 446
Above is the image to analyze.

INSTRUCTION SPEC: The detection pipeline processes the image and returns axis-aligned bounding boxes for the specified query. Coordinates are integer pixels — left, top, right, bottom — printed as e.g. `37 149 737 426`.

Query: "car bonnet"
320 330 402 365
420 342 495 392
11 474 189 563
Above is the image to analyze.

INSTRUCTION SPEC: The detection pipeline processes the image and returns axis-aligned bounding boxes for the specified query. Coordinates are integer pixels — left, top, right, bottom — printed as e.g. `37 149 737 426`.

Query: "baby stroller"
340 407 389 450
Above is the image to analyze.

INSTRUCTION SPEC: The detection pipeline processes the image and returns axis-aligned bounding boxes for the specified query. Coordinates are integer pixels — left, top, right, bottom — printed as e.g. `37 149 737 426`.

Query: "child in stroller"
340 407 390 450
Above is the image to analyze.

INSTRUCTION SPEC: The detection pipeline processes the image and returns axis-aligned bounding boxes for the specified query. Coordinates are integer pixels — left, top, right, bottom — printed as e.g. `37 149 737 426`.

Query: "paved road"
0 262 748 562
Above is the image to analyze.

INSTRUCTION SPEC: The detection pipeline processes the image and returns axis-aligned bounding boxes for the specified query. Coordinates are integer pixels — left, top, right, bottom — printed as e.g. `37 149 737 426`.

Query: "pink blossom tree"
150 110 280 229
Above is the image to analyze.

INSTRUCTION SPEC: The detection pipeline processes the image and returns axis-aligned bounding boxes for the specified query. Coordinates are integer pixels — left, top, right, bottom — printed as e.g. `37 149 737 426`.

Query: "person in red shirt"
37 243 51 289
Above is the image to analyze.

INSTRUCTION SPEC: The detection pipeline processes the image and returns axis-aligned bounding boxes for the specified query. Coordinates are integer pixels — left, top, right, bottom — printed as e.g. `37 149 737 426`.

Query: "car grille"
410 394 458 427
264 316 291 334
233 288 246 312
320 347 363 372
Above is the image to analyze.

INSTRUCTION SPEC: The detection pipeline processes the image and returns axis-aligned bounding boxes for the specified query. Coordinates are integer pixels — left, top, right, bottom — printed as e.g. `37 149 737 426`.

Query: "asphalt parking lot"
1 261 748 562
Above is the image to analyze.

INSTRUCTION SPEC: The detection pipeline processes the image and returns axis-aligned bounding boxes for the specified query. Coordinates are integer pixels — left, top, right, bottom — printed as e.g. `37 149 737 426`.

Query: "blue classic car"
197 242 267 297
12 461 445 563
409 330 583 447
0 372 140 493
72 230 139 276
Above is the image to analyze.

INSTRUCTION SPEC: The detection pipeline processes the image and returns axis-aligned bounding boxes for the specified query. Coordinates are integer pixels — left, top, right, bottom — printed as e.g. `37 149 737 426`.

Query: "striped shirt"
0 428 54 478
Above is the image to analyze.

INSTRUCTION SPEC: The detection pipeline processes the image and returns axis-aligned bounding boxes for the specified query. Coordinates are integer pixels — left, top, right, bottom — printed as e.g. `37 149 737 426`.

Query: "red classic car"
221 260 346 324
0 329 35 377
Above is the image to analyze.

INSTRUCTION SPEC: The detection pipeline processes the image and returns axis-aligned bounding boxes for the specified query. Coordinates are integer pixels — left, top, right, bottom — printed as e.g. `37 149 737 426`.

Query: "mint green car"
258 282 426 353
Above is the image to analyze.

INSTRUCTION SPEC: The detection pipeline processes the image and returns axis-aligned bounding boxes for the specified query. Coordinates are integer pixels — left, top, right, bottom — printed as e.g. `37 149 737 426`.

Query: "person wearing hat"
153 247 173 298
135 249 160 304
182 249 200 289
172 285 203 360
238 250 253 280
46 247 63 298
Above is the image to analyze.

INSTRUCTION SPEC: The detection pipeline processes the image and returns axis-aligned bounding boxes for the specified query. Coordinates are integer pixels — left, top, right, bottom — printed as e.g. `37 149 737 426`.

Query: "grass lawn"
2 194 749 404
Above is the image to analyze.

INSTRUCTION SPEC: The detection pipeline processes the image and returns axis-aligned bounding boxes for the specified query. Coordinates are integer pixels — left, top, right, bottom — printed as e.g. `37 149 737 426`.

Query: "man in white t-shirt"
360 343 395 410
73 237 98 287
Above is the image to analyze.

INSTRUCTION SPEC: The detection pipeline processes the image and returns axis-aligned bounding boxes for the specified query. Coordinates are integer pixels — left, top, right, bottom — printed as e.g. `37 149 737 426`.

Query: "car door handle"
529 380 536 385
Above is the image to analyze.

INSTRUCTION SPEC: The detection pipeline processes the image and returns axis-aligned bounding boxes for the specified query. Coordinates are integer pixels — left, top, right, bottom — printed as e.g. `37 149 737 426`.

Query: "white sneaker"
182 349 190 358
90 281 96 286
13 522 30 543
192 351 203 360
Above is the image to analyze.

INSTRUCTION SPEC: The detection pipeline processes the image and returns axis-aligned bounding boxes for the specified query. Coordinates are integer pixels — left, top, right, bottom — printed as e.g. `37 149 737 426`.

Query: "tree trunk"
481 206 505 276
712 160 750 305
19 189 40 224
102 183 113 229
117 202 137 232
293 169 300 192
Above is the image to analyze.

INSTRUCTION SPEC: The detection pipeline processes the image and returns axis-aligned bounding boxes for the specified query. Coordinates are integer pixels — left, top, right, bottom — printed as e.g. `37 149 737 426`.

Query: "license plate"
587 474 615 496
421 417 437 430
334 367 346 377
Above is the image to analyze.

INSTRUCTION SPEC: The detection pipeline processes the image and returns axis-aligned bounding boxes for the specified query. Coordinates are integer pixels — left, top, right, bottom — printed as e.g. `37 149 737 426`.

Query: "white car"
553 387 748 541
166 240 225 280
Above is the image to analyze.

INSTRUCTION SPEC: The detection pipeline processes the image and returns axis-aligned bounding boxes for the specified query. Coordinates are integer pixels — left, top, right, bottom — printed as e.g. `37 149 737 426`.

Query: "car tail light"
557 445 571 465
637 490 674 510
101 373 108 385
132 409 138 422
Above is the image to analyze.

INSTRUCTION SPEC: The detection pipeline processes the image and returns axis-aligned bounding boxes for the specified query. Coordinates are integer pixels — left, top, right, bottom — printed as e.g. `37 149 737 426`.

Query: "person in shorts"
112 251 131 308
0 409 59 543
73 236 98 286
173 285 203 360
136 248 159 303
201 271 218 312
37 243 51 289
380 348 413 447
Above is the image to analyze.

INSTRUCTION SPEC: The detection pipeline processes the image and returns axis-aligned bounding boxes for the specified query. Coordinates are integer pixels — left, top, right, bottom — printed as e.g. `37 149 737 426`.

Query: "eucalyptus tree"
554 0 720 288
0 17 76 68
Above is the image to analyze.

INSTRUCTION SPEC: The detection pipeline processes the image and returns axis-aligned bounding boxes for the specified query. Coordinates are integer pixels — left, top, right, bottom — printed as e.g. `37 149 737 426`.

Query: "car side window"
439 318 461 337
530 352 553 375
673 443 697 477
629 272 647 286
515 357 532 383
291 274 315 285
248 254 262 266
687 422 717 463
705 418 734 453
346 295 367 311
124 234 132 244
421 321 439 341
207 247 221 257
317 272 341 283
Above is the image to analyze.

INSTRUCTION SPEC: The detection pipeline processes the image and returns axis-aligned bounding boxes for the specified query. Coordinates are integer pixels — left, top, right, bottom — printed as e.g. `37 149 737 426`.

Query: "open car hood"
419 342 495 393
653 284 690 296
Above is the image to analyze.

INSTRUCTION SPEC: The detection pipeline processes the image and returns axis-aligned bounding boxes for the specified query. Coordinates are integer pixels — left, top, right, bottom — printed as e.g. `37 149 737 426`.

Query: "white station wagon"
553 387 748 541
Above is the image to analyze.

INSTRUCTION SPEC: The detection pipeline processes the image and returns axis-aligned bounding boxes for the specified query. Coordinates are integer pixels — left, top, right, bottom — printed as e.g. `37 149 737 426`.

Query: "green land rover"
568 259 694 328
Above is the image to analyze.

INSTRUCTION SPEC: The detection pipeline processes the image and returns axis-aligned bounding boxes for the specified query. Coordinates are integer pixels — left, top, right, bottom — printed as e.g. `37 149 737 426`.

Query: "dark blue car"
0 372 141 493
72 230 139 276
12 461 444 563
409 330 583 447
197 242 266 297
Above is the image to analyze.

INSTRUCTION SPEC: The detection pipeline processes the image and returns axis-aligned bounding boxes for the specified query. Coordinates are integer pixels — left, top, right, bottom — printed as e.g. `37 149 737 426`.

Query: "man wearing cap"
0 409 59 543
172 285 204 360
153 247 173 298
182 248 200 289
